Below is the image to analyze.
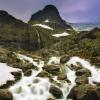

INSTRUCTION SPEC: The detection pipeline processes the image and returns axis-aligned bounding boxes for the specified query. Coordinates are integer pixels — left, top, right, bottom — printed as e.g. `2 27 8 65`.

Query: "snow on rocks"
44 19 49 23
52 32 70 37
0 63 21 86
32 24 53 30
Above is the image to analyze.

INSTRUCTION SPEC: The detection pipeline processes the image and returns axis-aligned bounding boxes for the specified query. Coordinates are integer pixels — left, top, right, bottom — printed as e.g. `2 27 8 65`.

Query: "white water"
67 56 100 84
8 54 100 100
52 32 70 37
32 24 53 30
0 63 21 86
8 54 76 100
48 57 61 65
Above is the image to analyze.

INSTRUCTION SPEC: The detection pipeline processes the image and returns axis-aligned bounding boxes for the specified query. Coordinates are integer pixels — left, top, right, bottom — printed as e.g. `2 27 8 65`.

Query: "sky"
0 0 100 23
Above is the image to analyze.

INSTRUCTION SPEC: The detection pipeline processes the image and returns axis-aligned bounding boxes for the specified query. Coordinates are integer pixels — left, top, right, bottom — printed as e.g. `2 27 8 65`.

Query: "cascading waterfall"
35 28 41 49
9 54 76 100
8 54 100 100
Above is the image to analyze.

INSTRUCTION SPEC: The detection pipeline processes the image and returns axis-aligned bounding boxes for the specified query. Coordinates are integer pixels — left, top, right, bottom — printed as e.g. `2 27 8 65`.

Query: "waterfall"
35 28 41 49
9 54 76 100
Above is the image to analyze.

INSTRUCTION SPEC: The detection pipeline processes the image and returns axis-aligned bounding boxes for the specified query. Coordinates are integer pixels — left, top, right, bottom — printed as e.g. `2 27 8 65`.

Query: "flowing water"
9 54 76 100
8 54 100 100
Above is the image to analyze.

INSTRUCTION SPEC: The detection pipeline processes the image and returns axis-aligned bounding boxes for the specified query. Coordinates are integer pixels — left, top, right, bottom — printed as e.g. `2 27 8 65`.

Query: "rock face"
0 89 13 100
28 5 71 29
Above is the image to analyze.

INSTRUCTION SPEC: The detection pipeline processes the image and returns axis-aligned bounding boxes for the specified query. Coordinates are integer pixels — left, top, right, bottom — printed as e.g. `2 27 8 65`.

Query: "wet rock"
57 74 71 83
76 68 91 77
11 71 22 81
37 70 51 78
43 64 60 75
70 63 82 71
33 79 40 83
0 54 7 63
0 81 15 89
0 89 13 100
68 84 100 100
49 85 63 99
96 87 100 98
75 76 89 85
19 63 37 71
60 55 70 64
24 69 32 76
58 74 67 80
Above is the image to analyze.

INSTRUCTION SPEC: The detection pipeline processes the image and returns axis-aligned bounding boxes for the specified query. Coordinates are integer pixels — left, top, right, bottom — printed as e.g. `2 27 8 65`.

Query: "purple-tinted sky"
0 0 100 23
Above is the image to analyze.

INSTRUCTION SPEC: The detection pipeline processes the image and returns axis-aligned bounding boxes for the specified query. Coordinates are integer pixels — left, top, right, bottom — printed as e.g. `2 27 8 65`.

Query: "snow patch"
52 32 70 37
44 19 49 23
0 63 21 86
32 24 53 30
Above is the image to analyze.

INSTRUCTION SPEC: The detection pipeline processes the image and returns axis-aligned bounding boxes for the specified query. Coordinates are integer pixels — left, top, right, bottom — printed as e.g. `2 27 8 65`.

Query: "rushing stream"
8 54 100 100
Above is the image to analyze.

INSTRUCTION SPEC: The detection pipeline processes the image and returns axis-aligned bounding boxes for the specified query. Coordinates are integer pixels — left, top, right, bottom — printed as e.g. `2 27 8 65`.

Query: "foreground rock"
60 55 70 64
43 64 60 75
69 63 82 71
0 89 13 100
76 68 91 77
57 74 71 83
75 76 89 85
68 84 100 100
11 71 22 81
49 85 63 99
37 70 52 78
24 69 32 76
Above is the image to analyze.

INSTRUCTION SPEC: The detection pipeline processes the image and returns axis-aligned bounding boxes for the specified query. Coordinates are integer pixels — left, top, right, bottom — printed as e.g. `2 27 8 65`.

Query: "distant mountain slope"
0 10 59 51
28 5 72 30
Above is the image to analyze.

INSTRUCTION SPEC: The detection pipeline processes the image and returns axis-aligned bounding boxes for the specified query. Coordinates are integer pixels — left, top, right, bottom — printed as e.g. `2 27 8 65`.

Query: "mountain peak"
0 10 8 15
29 5 72 29
43 5 58 12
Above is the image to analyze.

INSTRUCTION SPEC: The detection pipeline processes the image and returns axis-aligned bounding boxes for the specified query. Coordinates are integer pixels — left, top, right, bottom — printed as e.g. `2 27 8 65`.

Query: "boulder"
57 74 71 83
60 55 70 64
75 76 89 85
96 87 100 98
68 84 100 100
43 64 60 75
0 81 15 89
37 70 51 78
24 69 32 76
11 71 22 81
70 63 82 71
0 89 13 100
76 68 91 77
49 85 63 99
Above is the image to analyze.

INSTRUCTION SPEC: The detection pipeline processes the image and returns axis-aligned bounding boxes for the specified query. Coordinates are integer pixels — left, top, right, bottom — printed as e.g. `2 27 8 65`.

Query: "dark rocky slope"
28 5 72 30
0 10 59 51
